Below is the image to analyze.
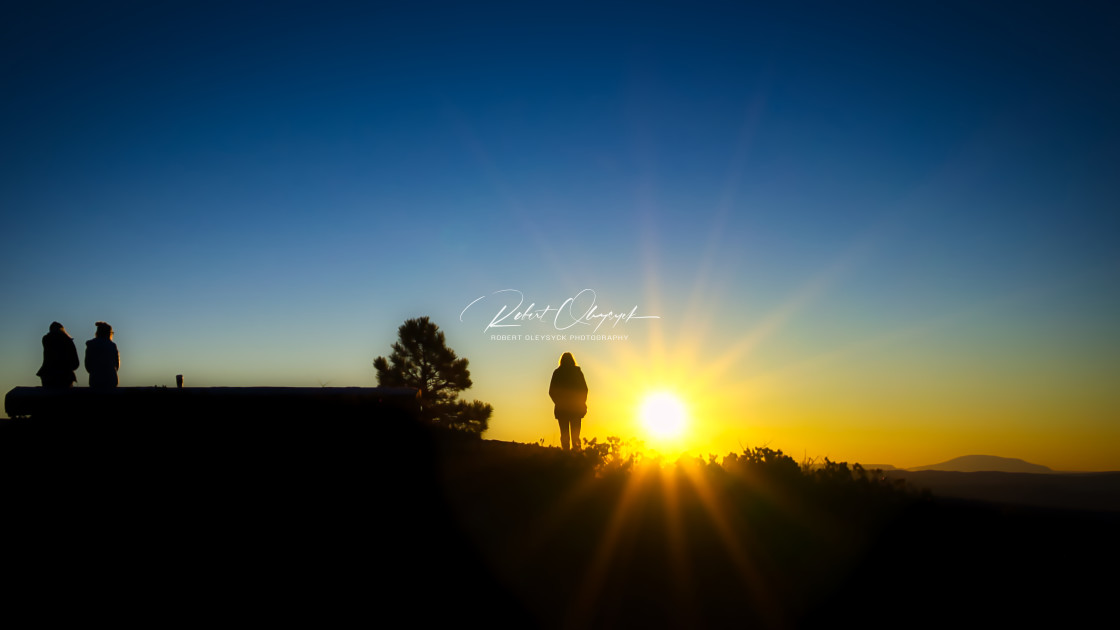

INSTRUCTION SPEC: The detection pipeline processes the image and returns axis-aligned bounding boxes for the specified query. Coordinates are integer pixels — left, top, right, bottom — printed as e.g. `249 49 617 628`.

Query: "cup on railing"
176 374 184 388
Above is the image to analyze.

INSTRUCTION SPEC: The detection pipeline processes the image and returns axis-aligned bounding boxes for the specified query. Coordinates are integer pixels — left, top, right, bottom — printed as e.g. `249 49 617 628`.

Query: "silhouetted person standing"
85 321 119 388
549 352 588 451
36 321 80 388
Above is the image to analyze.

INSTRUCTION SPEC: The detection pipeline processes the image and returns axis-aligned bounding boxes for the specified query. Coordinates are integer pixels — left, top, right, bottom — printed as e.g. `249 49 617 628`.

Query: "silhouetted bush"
722 445 805 487
582 435 639 476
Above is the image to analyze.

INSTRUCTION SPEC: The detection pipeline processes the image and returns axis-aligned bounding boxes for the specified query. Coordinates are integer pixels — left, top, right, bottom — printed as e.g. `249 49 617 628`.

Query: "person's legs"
557 417 571 450
570 418 582 451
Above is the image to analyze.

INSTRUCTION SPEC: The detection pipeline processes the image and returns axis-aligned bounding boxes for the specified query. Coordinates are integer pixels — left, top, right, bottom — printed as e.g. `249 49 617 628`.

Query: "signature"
460 289 660 333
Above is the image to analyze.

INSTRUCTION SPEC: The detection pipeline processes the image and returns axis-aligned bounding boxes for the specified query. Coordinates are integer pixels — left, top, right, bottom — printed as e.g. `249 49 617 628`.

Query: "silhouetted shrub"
722 445 805 487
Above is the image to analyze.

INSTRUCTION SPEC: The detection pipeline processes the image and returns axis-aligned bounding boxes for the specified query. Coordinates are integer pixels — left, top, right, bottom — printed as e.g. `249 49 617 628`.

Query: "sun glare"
639 391 688 442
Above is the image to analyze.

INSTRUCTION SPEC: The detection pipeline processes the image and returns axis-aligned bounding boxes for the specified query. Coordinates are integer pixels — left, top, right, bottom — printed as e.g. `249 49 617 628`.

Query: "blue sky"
3 1 1118 469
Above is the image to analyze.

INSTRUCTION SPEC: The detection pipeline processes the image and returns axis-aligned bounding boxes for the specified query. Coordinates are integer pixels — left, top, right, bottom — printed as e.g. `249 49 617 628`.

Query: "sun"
639 391 688 442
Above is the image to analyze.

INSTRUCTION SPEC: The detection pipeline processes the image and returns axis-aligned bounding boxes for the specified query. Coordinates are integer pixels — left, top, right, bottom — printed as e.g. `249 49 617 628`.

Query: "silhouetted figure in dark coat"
549 352 588 451
36 321 80 388
84 321 119 388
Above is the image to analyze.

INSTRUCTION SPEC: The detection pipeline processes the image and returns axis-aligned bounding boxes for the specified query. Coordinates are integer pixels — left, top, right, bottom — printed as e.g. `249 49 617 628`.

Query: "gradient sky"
3 1 1118 470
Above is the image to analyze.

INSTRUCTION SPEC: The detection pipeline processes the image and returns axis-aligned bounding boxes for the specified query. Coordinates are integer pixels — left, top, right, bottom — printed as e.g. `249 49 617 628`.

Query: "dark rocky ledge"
4 385 421 423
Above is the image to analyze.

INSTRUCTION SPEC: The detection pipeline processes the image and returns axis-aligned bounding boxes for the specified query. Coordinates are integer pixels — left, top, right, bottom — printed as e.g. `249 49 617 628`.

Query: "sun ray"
676 460 786 627
566 464 659 627
659 465 699 622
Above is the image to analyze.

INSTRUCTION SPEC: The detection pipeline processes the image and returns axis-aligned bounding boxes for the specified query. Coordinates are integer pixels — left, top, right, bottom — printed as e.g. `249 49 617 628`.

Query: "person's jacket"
549 365 588 419
85 337 119 388
37 330 79 386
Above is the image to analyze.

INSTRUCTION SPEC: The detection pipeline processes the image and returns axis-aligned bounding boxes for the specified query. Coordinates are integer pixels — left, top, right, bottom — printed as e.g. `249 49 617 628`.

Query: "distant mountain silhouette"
910 454 1052 473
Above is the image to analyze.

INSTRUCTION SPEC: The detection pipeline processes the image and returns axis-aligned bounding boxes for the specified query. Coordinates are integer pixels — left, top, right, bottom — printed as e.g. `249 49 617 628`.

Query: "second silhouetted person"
85 321 119 388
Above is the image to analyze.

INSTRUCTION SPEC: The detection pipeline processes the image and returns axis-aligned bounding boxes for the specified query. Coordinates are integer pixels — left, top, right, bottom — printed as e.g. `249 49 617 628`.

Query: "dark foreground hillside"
2 412 1115 627
437 440 1119 627
0 407 520 625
